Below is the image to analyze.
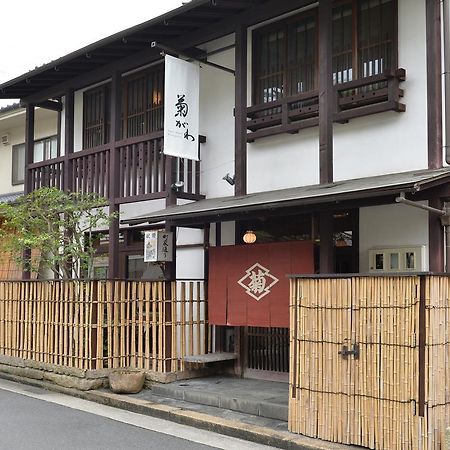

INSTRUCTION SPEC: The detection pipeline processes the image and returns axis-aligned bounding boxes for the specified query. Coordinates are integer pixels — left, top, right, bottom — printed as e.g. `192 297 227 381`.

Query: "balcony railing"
246 68 406 142
28 131 203 203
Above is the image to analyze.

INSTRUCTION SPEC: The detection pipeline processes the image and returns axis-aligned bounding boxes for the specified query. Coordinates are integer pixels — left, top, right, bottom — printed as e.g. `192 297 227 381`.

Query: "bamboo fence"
0 279 209 373
289 275 450 450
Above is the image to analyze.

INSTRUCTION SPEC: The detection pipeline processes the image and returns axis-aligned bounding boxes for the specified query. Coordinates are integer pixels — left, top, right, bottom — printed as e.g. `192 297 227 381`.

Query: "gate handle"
338 343 360 360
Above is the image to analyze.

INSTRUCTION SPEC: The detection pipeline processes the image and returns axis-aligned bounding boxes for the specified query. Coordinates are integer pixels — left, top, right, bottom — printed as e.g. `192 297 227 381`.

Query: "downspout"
396 194 450 272
443 0 450 271
444 0 450 162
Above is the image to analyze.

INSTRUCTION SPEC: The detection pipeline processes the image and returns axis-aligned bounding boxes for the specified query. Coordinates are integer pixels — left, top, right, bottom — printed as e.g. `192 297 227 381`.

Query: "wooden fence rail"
289 275 450 450
0 280 209 373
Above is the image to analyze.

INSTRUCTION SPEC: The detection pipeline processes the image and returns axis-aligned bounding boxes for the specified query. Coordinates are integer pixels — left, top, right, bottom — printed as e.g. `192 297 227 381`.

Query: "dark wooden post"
108 71 121 279
23 104 35 280
319 210 334 274
235 24 248 197
64 90 74 191
426 0 443 169
318 0 334 184
164 156 177 281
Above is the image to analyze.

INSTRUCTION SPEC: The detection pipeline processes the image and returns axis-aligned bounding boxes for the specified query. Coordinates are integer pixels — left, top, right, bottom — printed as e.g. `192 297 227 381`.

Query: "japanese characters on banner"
163 54 200 161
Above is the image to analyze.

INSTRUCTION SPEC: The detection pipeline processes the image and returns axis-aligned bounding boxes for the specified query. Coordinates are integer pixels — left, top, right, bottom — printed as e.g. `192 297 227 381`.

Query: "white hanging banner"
164 54 200 161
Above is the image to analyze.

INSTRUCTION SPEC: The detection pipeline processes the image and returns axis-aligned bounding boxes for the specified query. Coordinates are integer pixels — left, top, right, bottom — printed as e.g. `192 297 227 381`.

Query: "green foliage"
0 188 116 279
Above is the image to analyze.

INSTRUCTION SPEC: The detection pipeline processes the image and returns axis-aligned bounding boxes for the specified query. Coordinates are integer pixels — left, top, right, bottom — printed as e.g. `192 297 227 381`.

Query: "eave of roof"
122 167 450 226
0 0 264 100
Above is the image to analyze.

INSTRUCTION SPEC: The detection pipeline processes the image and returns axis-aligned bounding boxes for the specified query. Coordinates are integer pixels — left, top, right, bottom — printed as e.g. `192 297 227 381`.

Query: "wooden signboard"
209 241 314 328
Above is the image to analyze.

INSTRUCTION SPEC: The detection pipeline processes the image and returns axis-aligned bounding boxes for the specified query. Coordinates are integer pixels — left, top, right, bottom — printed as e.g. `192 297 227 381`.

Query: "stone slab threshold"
0 371 359 450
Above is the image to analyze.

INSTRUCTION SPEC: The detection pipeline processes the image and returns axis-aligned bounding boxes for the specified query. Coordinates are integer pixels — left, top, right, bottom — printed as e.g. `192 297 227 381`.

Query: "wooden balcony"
246 68 406 142
27 131 203 203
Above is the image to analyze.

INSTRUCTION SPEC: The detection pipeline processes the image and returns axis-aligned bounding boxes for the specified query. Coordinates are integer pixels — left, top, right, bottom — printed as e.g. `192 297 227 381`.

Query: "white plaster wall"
177 227 203 246
0 109 57 195
176 227 205 279
176 247 204 279
247 130 320 192
74 90 84 152
199 35 236 199
334 0 428 180
359 203 429 272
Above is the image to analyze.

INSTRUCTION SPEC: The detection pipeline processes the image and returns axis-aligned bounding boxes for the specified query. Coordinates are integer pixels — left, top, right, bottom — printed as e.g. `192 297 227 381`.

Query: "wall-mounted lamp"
243 230 257 244
171 181 184 192
223 173 235 186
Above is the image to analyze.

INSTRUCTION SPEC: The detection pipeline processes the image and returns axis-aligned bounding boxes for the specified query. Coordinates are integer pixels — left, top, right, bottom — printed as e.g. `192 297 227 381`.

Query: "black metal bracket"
338 343 360 360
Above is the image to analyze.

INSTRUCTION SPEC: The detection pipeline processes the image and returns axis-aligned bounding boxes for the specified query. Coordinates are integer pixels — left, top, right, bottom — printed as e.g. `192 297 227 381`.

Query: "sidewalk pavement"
0 371 360 450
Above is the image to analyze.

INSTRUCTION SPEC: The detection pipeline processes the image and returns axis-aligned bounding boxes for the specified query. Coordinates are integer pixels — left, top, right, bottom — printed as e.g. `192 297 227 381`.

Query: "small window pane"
12 144 25 185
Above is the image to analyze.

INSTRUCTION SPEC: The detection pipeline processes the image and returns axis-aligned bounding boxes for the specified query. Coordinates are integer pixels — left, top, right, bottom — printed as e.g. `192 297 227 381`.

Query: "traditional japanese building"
0 0 449 383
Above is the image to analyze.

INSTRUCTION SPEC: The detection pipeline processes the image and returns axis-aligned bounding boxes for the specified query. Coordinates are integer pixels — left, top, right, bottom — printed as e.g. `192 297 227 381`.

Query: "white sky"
0 0 185 107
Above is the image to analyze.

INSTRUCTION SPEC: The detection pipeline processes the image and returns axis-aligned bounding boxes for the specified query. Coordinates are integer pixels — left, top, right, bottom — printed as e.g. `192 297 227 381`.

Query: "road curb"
0 372 355 450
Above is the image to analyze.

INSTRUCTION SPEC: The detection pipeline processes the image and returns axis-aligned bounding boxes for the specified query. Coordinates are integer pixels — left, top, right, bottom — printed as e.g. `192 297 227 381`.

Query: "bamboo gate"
289 275 450 450
0 280 209 373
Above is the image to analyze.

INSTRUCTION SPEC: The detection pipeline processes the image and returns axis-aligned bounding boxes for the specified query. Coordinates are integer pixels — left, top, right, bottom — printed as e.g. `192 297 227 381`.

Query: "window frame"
252 8 319 106
121 63 165 139
83 83 111 150
251 0 398 107
11 143 25 186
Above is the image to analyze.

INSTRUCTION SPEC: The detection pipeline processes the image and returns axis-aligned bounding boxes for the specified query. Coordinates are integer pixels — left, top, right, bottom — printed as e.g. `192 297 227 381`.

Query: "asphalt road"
0 379 275 450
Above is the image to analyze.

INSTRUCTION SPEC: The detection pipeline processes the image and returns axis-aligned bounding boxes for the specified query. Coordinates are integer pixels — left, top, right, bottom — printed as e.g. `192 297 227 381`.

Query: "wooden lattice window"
252 0 397 104
122 64 164 139
332 0 397 84
253 11 318 105
83 84 110 149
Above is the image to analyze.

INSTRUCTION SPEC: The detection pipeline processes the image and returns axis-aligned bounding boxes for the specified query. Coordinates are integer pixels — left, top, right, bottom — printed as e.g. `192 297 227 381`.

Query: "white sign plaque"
144 231 173 262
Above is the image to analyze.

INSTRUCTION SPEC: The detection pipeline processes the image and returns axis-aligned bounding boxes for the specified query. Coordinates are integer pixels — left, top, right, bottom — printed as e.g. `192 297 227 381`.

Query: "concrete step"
151 376 289 422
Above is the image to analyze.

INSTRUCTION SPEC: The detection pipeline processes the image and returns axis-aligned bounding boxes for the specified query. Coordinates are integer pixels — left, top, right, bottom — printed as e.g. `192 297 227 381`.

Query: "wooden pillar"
426 0 443 169
23 104 35 280
164 156 177 281
63 90 74 191
318 0 334 184
235 24 248 196
429 197 444 272
319 210 334 273
108 71 121 279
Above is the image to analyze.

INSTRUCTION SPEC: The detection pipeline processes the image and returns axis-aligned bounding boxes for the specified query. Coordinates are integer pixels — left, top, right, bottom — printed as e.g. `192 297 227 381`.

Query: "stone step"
151 376 288 422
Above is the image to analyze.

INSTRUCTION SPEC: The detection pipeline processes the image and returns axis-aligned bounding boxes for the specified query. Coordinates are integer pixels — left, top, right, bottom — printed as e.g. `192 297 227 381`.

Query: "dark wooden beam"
429 197 444 271
20 99 63 112
63 90 74 192
426 0 443 169
318 0 333 184
234 24 247 196
108 71 122 279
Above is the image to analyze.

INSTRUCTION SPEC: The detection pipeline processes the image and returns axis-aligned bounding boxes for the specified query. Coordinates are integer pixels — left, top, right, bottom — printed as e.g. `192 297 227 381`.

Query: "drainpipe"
396 193 450 272
444 0 450 162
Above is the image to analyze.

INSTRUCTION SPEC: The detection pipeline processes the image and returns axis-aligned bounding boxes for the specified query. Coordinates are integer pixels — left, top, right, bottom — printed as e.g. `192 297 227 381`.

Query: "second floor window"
83 84 111 149
253 12 318 105
82 65 164 149
252 0 396 105
122 64 164 139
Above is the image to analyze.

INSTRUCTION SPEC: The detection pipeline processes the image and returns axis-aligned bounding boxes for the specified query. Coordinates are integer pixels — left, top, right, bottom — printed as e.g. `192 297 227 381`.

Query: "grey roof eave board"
121 167 450 225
